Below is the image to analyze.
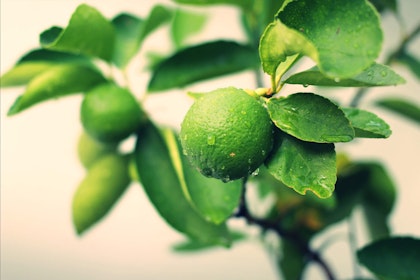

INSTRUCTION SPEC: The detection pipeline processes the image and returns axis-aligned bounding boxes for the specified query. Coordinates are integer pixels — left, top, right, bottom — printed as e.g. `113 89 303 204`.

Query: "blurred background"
1 0 419 279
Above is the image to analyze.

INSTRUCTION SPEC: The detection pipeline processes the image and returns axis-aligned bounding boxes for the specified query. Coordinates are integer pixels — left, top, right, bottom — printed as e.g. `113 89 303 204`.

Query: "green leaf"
111 13 144 68
171 0 253 9
172 231 246 252
77 132 118 170
181 151 242 224
265 132 336 199
139 5 173 43
72 153 131 235
369 0 398 12
284 63 405 87
111 5 172 68
278 239 307 280
360 162 396 240
148 40 259 92
357 236 420 280
396 51 420 79
376 98 420 124
1 49 94 87
7 64 107 116
171 8 207 49
267 93 354 143
342 107 392 138
134 122 231 246
40 4 115 61
260 0 383 79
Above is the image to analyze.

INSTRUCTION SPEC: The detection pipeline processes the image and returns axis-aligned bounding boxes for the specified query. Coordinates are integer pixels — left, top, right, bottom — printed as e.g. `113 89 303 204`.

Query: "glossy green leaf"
342 107 392 138
72 154 131 235
267 93 354 143
172 231 245 252
284 63 405 87
171 8 207 49
396 51 420 79
148 40 259 92
1 49 94 87
181 150 242 224
111 13 144 68
260 0 382 79
357 236 420 280
265 132 336 199
7 64 106 116
40 4 115 61
172 0 253 9
134 122 231 246
360 162 396 240
376 98 420 124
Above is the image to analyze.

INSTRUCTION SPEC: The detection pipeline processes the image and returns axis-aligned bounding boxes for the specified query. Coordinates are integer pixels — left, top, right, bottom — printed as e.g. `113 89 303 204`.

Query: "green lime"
180 87 274 182
81 83 145 143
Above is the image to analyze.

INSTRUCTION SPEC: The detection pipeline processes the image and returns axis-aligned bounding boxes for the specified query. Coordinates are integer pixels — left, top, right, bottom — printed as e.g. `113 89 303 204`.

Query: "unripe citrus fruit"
180 87 273 182
81 83 145 143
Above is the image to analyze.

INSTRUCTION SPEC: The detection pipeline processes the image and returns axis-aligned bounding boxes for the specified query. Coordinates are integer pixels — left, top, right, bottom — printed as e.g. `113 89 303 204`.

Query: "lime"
180 87 273 182
81 83 145 143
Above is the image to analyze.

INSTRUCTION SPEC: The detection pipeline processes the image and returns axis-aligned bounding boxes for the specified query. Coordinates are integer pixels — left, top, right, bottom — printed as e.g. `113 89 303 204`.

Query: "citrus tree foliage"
2 0 420 279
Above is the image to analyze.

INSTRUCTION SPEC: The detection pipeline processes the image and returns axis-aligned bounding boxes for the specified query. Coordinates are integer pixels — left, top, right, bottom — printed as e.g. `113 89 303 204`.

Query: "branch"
234 182 336 280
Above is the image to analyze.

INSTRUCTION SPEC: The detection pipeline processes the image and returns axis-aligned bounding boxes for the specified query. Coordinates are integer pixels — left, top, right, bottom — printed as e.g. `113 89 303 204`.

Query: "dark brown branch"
234 181 336 280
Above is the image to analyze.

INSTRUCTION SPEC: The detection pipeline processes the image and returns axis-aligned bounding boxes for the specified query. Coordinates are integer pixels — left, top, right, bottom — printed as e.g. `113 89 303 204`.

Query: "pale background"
1 1 419 279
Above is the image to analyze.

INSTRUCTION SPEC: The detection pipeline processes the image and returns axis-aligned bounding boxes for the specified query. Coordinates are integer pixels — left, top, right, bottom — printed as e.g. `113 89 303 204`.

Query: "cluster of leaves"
1 0 420 279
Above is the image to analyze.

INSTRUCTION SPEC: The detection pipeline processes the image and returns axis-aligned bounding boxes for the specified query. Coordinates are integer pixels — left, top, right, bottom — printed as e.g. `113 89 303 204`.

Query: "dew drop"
252 168 260 176
334 77 341 83
303 84 309 88
380 71 387 77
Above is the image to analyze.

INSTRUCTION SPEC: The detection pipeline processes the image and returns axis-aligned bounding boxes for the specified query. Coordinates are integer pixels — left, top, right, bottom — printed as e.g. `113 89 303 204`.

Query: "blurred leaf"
360 162 396 240
7 64 106 116
148 40 259 92
376 97 420 124
40 4 115 61
134 122 231 246
171 8 207 49
139 5 173 43
260 0 382 79
278 239 306 280
111 13 144 68
284 63 405 87
265 131 336 199
77 131 118 170
322 162 369 227
172 0 253 9
357 236 420 280
342 107 392 138
267 93 354 143
369 0 397 12
396 51 420 79
72 154 131 235
1 49 94 87
172 231 246 252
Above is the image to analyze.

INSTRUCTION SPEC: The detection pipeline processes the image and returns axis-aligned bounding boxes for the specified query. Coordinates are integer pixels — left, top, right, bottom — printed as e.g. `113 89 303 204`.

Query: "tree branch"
234 181 336 280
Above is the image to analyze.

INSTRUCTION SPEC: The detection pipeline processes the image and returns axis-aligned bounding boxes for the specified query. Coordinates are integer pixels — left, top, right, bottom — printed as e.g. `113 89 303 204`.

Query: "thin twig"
234 181 336 280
